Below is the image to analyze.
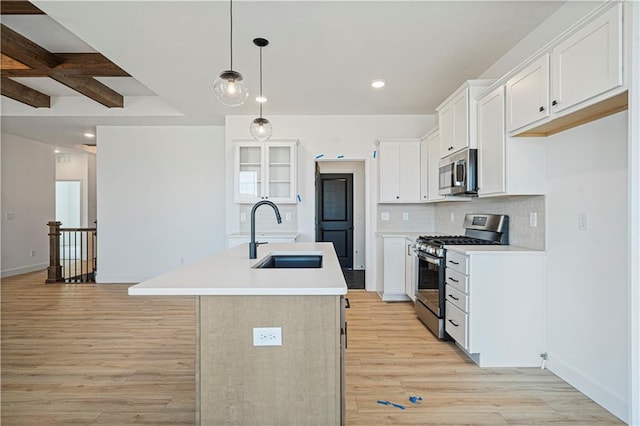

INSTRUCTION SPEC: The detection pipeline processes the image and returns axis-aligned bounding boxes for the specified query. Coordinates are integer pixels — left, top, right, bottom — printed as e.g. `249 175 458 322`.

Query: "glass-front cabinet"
234 140 297 203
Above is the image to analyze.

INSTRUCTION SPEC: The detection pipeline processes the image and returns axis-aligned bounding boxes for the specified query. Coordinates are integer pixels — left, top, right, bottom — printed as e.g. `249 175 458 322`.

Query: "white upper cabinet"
234 140 297 204
378 139 421 203
506 2 625 137
426 129 445 202
437 80 494 159
419 135 429 202
550 3 623 114
505 55 550 133
478 86 545 197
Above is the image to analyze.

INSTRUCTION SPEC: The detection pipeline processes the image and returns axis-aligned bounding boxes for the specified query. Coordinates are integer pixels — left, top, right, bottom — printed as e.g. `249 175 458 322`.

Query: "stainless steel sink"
252 253 323 269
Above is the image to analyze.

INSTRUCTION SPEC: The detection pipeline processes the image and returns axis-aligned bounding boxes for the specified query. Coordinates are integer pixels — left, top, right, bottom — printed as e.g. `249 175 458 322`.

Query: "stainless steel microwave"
438 148 478 196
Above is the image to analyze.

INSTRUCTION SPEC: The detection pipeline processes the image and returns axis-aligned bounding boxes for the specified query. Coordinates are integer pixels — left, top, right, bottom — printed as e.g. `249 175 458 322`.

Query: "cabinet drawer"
445 284 468 313
445 268 468 293
446 250 468 274
445 301 468 350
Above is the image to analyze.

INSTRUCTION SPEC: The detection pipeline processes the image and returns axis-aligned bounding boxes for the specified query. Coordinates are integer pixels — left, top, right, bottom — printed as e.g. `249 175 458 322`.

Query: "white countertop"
445 245 545 255
128 242 347 296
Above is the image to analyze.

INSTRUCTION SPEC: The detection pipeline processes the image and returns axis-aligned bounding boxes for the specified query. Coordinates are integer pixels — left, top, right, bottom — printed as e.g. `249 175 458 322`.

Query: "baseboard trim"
546 352 628 423
1 263 48 278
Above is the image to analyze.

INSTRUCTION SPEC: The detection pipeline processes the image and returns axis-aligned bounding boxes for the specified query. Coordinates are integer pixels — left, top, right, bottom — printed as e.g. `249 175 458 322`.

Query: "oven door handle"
417 253 441 265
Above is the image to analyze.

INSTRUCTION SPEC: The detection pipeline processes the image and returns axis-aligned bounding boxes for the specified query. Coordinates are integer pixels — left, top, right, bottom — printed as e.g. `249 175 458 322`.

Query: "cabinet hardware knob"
552 100 558 106
448 294 459 300
448 319 459 327
539 106 545 112
396 196 400 199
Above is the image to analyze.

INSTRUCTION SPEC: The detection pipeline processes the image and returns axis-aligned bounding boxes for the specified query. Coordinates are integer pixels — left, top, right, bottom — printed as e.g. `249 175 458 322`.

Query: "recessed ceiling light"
371 79 386 89
256 96 267 103
54 149 61 154
84 132 95 138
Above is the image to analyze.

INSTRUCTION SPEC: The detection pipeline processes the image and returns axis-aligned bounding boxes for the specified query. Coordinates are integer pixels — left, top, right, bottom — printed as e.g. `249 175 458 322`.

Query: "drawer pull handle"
449 278 459 283
448 319 459 327
448 294 459 301
448 260 460 265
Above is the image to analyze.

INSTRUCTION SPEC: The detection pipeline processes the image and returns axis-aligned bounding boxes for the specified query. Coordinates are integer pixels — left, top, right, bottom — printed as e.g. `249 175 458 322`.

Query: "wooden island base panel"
197 295 341 425
128 242 348 426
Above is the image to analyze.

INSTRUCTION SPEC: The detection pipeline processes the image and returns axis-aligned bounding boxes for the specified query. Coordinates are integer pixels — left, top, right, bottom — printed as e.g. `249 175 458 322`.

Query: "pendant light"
213 0 248 107
250 38 272 142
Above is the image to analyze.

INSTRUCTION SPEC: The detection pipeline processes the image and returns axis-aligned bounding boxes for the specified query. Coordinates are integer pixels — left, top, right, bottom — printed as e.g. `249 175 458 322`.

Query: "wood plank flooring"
1 271 623 425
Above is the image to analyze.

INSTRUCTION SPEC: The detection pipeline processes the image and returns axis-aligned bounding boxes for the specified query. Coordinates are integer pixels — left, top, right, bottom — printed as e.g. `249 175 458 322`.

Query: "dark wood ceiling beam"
1 77 49 107
50 74 123 108
1 24 59 68
53 53 129 77
0 1 44 15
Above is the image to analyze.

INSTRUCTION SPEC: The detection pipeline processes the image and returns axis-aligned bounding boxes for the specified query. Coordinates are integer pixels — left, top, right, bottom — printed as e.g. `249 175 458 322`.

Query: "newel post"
46 221 63 283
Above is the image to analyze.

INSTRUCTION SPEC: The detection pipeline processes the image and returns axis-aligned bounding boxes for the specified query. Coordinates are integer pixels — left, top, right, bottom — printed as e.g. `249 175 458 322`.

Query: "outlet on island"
253 327 282 346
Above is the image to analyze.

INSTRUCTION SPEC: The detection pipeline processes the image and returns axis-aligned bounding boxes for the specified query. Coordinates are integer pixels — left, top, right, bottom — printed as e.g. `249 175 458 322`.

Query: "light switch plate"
529 212 538 227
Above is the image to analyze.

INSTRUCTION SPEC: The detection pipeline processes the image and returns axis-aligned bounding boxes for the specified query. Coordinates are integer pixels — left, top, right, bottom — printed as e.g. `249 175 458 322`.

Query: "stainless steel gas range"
414 213 509 339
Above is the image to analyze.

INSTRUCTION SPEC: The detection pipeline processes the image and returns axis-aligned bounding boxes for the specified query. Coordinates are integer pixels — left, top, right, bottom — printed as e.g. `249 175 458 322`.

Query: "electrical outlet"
529 212 538 227
29 250 36 257
180 258 185 264
450 212 455 222
240 213 246 222
253 327 282 346
285 212 292 221
402 212 409 221
578 212 588 231
381 212 390 221
6 212 14 221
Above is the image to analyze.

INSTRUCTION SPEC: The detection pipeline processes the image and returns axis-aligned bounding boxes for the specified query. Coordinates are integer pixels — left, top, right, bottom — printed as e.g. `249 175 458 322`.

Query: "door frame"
314 160 366 271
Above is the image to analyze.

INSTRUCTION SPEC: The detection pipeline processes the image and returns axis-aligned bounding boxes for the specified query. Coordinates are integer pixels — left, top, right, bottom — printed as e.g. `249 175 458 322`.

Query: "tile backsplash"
238 204 298 233
434 195 545 250
377 204 436 233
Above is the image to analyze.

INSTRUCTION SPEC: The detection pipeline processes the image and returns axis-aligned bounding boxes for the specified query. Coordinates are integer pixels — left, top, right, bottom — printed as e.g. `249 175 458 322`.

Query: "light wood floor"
1 271 623 425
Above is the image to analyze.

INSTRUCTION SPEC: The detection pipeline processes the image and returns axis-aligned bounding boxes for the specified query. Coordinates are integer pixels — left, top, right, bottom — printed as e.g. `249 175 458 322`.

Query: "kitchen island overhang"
128 242 348 426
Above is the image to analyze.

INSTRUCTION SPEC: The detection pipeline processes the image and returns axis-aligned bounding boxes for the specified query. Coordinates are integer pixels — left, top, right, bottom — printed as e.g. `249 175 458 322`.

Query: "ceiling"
1 1 567 149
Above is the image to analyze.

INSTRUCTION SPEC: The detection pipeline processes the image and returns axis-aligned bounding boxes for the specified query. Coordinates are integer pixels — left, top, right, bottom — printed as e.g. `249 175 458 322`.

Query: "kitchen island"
129 242 348 426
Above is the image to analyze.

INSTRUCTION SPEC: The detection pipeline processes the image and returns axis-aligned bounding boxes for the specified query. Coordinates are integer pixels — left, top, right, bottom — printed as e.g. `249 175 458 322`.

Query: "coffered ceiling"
1 0 569 149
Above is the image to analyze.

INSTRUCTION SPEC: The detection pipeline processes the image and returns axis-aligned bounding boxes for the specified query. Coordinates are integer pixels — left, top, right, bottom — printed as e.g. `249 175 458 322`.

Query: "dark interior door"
316 173 354 269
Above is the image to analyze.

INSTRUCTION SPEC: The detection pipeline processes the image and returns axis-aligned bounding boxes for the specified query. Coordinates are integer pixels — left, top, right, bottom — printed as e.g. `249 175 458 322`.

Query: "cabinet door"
382 237 408 298
438 103 454 158
551 3 622 114
378 142 401 202
265 143 296 203
451 88 469 154
427 131 445 201
477 86 506 196
399 142 421 203
235 144 264 203
506 54 550 132
420 139 429 202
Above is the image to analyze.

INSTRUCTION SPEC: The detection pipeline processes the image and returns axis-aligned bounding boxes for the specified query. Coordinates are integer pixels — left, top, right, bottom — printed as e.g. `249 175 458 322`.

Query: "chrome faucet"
249 200 282 259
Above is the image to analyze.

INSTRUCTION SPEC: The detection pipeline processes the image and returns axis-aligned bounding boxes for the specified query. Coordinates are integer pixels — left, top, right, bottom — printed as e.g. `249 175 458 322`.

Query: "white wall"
225 115 434 290
96 126 226 283
545 112 628 421
1 133 55 277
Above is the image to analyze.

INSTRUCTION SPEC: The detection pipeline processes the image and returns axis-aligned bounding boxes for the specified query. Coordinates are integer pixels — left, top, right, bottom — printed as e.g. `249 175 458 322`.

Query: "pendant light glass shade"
250 117 272 142
250 38 272 141
214 70 249 107
214 0 248 107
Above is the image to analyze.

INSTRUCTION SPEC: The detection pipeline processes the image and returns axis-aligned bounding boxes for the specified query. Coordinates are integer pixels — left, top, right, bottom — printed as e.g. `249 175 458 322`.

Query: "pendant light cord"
229 0 234 70
259 45 263 118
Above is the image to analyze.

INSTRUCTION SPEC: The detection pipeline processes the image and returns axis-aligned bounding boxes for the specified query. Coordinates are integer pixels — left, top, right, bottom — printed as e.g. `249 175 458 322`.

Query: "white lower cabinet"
380 235 412 302
404 239 416 302
444 248 545 367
